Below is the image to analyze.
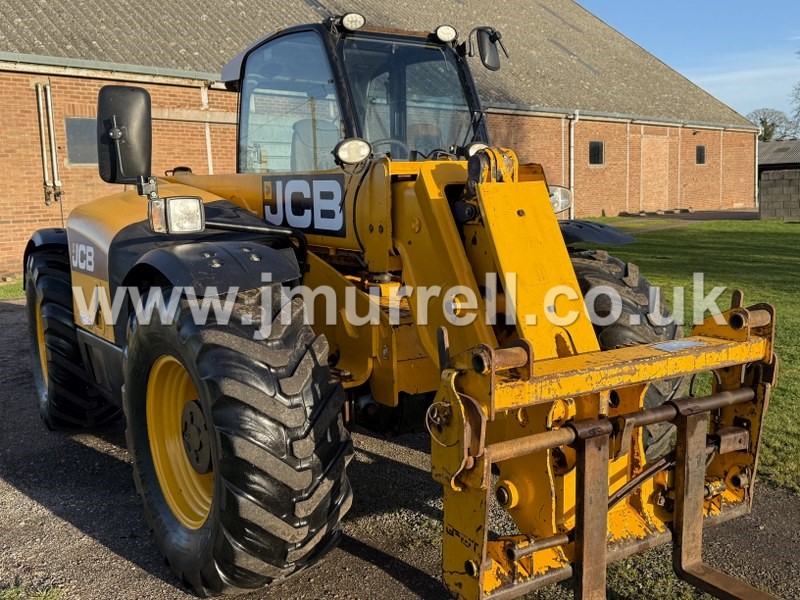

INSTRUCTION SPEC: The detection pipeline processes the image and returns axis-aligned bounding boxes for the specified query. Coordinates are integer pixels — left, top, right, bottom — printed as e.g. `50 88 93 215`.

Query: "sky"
575 1 800 119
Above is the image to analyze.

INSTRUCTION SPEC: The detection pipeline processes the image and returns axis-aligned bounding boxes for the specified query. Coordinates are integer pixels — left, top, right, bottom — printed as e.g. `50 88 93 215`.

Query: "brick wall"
759 169 800 221
0 65 758 276
488 113 757 218
0 69 237 277
488 112 568 186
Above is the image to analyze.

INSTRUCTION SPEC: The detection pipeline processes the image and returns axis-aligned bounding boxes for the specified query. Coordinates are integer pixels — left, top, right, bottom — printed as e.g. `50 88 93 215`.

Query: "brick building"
0 0 758 276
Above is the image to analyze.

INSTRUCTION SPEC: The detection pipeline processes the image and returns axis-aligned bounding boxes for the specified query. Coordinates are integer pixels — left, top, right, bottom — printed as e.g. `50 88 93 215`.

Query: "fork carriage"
433 298 777 599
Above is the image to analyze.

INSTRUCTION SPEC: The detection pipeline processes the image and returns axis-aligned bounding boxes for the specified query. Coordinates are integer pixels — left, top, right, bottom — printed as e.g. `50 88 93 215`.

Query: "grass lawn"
598 219 800 491
0 586 62 600
0 278 23 301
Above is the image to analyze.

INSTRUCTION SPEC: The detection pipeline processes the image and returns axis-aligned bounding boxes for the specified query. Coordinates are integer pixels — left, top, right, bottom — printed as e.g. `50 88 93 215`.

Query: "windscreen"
342 36 475 160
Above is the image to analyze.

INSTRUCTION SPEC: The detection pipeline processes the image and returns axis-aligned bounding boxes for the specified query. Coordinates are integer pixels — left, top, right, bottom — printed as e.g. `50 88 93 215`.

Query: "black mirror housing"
476 28 501 71
97 85 152 184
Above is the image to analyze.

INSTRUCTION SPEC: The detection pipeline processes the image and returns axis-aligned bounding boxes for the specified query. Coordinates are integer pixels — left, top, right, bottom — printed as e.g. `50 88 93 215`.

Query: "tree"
746 108 797 141
793 81 800 124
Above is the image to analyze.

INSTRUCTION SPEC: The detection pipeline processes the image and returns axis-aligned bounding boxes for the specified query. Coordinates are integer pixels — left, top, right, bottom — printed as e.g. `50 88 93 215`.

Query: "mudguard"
114 240 299 344
559 220 634 246
23 228 68 286
128 241 300 296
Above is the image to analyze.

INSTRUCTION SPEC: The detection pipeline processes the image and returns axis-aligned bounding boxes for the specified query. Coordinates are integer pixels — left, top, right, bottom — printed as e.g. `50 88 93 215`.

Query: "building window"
589 141 604 166
696 145 707 165
65 117 97 165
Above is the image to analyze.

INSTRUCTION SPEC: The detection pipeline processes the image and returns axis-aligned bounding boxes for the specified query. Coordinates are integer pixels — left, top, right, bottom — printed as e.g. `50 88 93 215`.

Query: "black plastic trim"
76 328 125 406
23 228 68 287
560 220 635 247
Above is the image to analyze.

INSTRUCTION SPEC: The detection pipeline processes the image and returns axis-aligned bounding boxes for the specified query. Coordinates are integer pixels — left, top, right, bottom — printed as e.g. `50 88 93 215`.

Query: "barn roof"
0 0 755 129
759 140 800 167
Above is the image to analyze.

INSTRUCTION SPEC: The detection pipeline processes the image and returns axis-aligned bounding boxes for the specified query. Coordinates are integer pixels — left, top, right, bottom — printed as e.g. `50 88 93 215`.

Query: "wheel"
123 285 353 595
25 246 120 429
571 250 682 459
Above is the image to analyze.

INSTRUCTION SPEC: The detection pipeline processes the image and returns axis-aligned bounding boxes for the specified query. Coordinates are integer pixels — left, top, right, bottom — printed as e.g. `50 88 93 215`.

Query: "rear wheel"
123 285 353 595
571 250 682 459
25 247 120 429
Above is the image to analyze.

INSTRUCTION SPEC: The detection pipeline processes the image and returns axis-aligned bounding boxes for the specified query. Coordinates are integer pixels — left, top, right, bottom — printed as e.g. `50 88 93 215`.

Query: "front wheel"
571 250 682 459
123 286 353 595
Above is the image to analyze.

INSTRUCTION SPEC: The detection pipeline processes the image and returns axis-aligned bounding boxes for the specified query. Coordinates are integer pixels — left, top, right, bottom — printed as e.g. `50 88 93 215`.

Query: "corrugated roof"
759 140 800 166
0 0 753 128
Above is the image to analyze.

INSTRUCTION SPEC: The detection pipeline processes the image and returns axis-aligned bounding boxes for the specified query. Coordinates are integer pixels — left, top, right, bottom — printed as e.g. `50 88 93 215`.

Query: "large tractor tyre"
571 250 682 460
123 286 353 596
25 247 120 429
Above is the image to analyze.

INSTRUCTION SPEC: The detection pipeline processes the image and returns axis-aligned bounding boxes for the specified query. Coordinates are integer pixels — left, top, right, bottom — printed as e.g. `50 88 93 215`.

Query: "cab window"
239 31 343 173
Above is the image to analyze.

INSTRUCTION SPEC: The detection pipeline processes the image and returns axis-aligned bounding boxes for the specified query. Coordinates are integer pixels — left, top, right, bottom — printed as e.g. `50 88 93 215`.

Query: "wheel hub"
146 354 214 529
181 400 212 474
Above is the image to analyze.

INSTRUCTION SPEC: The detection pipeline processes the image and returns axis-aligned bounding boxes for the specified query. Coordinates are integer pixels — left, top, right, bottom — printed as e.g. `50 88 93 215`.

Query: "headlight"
333 138 372 165
548 186 573 214
149 196 205 234
435 25 458 43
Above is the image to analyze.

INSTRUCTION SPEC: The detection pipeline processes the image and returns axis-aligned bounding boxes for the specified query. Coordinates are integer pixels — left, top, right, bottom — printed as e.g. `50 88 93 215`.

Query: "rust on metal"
730 308 772 331
570 419 613 600
493 346 529 371
506 533 571 563
672 412 778 600
485 565 574 600
484 427 576 464
668 388 755 417
712 426 750 455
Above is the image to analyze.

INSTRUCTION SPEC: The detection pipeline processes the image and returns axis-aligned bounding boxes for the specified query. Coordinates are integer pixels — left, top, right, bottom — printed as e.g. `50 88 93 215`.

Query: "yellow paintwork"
146 354 213 529
68 182 232 344
72 144 777 599
170 161 398 272
34 300 48 386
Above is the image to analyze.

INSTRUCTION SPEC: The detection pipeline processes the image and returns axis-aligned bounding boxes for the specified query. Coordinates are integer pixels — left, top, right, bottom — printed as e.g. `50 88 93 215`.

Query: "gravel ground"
1 298 798 600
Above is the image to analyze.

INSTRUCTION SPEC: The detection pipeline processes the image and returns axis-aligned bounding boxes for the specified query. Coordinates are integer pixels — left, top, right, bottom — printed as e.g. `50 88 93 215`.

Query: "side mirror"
476 28 501 71
97 85 152 184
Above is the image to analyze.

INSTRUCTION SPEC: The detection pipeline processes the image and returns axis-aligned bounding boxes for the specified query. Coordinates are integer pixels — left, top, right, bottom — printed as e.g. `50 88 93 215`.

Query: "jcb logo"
71 243 95 273
262 174 346 238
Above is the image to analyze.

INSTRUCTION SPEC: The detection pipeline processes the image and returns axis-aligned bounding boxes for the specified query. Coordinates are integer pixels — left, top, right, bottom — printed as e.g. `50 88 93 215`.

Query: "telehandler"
25 14 778 600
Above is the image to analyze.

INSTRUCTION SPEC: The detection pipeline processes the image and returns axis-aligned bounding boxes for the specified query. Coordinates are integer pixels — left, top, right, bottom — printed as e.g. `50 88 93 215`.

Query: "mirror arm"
492 31 510 58
136 175 159 199
466 27 479 57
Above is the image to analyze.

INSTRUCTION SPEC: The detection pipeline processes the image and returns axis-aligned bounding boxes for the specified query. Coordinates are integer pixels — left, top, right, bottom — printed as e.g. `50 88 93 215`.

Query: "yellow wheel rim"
146 355 213 529
35 300 48 386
